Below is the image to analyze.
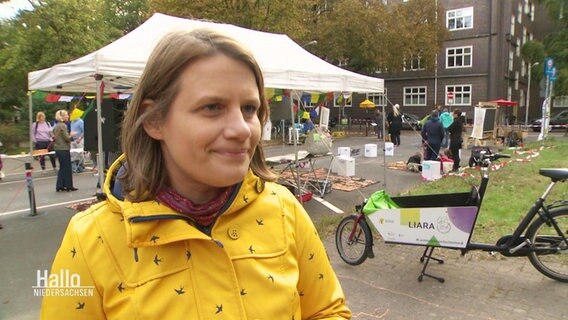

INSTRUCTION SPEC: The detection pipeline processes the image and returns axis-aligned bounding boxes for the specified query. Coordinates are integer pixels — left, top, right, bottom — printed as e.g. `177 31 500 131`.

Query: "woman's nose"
224 110 252 139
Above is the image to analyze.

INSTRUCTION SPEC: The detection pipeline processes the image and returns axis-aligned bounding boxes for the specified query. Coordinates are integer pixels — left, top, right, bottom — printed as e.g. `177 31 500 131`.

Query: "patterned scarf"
156 185 235 226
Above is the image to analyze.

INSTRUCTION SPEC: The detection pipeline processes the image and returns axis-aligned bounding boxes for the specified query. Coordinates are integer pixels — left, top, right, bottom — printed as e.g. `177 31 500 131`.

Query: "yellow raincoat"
41 156 350 319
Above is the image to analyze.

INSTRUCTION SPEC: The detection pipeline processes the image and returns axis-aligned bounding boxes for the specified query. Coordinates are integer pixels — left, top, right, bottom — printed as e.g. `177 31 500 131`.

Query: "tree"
311 0 447 75
148 0 313 41
537 0 568 95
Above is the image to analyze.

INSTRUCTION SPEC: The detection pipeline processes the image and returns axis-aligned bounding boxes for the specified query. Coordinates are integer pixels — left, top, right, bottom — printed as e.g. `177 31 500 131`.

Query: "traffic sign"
544 57 554 76
447 92 454 99
550 67 557 82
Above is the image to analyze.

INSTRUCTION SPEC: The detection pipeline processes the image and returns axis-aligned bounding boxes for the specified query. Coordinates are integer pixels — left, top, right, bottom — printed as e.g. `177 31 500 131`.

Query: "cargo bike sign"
367 206 479 249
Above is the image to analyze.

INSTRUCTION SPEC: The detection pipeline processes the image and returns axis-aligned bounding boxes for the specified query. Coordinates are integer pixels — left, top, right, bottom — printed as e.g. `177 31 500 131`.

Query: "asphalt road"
1 130 567 320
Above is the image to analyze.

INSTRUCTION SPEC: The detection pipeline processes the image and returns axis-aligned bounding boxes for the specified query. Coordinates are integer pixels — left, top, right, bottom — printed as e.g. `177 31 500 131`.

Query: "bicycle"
335 152 568 283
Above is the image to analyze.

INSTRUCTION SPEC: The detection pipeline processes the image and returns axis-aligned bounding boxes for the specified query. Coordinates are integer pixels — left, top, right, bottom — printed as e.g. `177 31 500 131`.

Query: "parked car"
401 113 422 130
529 110 568 132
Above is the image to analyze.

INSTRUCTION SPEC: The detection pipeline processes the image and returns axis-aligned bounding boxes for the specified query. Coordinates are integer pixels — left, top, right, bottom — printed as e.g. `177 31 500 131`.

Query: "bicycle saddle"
539 168 568 182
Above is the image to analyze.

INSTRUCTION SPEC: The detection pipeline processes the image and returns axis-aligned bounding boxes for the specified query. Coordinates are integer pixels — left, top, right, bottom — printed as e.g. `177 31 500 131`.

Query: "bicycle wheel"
335 215 372 266
526 206 568 282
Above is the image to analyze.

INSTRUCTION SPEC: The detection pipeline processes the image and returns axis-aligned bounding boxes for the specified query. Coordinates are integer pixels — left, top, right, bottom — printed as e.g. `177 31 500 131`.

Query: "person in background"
302 117 315 134
69 108 85 173
31 111 57 174
439 108 453 148
421 110 444 161
374 108 384 141
386 103 402 146
52 109 77 192
448 108 464 172
41 29 350 319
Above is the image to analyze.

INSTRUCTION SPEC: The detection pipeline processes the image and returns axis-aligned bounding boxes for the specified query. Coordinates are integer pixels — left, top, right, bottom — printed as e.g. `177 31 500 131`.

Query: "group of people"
375 103 466 173
421 106 465 172
31 109 83 192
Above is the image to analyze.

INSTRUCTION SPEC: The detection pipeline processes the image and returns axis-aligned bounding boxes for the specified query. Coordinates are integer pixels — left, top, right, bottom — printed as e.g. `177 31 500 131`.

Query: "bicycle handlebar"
482 153 511 162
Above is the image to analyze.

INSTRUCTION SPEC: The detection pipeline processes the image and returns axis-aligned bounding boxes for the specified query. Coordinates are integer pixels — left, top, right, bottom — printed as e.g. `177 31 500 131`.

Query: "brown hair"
120 29 276 202
453 108 461 117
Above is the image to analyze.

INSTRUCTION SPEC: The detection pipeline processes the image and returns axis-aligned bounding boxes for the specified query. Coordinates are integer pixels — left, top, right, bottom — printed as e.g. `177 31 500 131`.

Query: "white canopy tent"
28 13 384 189
29 13 383 93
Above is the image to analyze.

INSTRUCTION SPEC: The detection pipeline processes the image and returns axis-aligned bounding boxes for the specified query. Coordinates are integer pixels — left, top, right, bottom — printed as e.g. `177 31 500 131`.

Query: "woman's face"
144 54 262 198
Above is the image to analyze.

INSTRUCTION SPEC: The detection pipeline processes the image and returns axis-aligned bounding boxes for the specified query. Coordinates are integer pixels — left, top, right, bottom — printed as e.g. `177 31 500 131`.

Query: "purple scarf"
156 185 235 226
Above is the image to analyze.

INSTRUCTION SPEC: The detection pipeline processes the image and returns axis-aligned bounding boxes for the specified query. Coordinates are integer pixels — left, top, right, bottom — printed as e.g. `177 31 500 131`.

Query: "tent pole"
95 75 105 191
382 103 387 189
290 91 301 198
28 92 34 157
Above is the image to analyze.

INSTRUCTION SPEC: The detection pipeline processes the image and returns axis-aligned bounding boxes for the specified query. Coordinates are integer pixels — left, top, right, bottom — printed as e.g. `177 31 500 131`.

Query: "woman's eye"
242 105 258 116
203 104 220 113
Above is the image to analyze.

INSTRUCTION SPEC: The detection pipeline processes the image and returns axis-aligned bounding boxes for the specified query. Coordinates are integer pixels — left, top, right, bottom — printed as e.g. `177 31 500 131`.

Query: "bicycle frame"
466 166 567 256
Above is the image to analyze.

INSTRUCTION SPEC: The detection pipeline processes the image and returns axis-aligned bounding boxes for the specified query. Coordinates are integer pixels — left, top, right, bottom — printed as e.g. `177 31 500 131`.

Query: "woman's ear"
141 99 164 140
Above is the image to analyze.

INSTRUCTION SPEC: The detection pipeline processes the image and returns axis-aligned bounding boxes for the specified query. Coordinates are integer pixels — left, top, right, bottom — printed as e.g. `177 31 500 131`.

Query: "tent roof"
28 13 383 94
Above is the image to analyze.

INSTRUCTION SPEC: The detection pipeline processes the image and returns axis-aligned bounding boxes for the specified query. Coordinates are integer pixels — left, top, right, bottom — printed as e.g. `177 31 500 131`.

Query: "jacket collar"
103 155 265 247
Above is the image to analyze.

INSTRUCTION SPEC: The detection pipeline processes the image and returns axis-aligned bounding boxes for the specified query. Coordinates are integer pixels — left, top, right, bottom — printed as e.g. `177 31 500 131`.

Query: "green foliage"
313 0 447 74
406 139 568 243
0 122 27 152
148 0 313 41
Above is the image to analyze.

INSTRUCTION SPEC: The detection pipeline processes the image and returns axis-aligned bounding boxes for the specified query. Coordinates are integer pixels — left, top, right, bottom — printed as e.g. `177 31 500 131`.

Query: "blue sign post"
544 57 554 76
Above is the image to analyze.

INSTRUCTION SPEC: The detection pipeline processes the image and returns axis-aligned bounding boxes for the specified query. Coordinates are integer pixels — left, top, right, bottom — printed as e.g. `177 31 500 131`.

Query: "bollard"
25 161 38 216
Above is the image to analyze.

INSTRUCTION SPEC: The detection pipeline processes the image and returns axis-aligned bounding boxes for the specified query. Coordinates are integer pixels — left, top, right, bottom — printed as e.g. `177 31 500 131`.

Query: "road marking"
0 197 97 217
312 196 344 214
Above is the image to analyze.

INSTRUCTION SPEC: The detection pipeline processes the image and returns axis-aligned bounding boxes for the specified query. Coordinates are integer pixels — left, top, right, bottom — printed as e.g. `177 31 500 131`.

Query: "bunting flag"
109 93 132 100
301 93 311 105
69 108 84 121
81 99 95 120
45 93 61 103
265 88 275 100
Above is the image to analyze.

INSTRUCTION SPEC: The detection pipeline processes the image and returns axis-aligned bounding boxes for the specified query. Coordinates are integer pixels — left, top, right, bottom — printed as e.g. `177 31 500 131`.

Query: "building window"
520 90 525 107
516 45 520 57
446 46 472 68
521 61 526 77
403 54 425 71
368 90 387 107
509 51 514 71
531 3 535 21
510 15 515 36
447 7 473 31
517 3 523 23
403 86 427 106
446 85 471 106
555 96 568 108
515 71 520 90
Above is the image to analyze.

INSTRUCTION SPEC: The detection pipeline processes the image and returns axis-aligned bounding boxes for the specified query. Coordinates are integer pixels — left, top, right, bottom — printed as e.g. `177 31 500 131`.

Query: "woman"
31 111 57 173
52 109 77 192
386 103 402 146
41 29 350 319
448 108 465 172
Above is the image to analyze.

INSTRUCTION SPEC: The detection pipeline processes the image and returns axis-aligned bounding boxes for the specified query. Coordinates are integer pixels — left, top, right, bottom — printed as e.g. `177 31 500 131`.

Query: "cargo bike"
335 152 568 283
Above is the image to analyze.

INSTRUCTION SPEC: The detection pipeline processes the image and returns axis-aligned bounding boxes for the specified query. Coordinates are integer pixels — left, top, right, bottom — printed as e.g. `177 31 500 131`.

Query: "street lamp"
525 61 540 126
